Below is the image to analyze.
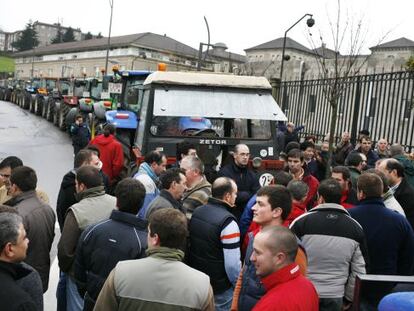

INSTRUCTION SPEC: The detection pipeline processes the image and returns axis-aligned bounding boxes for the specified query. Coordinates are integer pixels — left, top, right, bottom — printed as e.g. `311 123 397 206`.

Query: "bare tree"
307 0 389 176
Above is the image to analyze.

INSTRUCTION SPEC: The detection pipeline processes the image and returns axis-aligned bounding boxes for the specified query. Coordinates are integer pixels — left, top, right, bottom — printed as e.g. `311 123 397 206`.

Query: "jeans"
214 287 234 311
66 276 84 311
56 271 67 311
319 298 343 311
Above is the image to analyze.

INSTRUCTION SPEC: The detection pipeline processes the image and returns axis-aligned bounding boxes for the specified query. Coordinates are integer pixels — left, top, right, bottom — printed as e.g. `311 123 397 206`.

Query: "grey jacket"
94 247 214 311
145 189 185 219
5 190 55 292
290 203 367 301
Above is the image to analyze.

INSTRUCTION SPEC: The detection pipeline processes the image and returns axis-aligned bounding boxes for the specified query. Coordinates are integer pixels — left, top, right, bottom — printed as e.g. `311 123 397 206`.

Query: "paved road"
0 100 74 311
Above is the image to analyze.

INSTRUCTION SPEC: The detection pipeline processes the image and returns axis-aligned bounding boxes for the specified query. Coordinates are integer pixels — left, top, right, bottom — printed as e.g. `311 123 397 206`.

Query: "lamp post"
104 0 114 75
279 14 315 82
197 42 219 71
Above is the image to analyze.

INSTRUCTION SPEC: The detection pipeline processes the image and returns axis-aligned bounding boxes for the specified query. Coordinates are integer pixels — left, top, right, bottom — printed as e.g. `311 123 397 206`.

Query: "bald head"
250 226 298 277
212 177 237 205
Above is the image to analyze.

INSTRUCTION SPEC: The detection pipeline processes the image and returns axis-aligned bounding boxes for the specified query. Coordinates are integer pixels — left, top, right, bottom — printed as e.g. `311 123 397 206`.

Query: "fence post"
270 78 281 103
350 76 362 145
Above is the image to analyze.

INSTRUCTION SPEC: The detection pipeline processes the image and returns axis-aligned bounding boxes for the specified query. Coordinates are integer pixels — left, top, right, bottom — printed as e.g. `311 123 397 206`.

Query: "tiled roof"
370 37 414 50
13 32 199 58
245 37 313 54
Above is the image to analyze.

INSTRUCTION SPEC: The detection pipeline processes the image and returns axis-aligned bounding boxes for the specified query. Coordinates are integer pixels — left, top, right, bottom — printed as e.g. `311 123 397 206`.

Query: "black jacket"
188 197 237 294
74 209 148 311
0 261 37 311
56 170 77 231
56 170 110 231
394 178 414 230
219 161 260 216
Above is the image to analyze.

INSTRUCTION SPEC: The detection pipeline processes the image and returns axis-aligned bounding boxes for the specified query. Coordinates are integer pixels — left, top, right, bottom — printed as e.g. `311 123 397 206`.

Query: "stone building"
241 36 414 81
201 43 246 73
13 32 216 78
1 21 84 52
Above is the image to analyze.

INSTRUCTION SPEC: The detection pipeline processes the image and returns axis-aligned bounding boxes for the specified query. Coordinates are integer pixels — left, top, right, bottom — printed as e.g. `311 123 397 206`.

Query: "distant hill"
0 56 15 73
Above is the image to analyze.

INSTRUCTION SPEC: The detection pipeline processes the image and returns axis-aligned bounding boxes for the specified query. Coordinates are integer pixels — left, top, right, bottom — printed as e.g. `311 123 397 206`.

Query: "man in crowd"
284 180 308 226
0 212 37 311
390 144 414 187
377 158 414 229
133 150 167 217
347 136 379 169
56 149 94 231
90 124 124 184
75 178 148 311
375 138 390 159
287 149 319 209
239 171 292 239
94 208 215 311
234 185 308 311
346 152 364 190
5 166 55 293
70 114 91 156
331 166 358 208
219 144 260 219
349 173 414 309
249 226 319 311
290 179 367 311
189 177 241 310
58 165 116 310
0 156 23 204
144 168 187 219
366 168 405 216
0 156 49 204
175 140 197 167
334 131 353 165
300 141 317 177
180 156 211 219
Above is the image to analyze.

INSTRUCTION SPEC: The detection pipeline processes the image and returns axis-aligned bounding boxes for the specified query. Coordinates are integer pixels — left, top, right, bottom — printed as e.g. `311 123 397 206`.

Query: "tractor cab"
130 71 287 184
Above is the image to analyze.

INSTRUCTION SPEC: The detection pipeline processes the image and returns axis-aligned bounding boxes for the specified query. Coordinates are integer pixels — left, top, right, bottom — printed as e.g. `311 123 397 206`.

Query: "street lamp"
104 0 114 75
279 14 315 82
197 42 220 71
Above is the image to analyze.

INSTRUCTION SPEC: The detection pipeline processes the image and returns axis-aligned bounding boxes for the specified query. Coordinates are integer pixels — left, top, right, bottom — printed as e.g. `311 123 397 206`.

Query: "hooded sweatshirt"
90 134 124 182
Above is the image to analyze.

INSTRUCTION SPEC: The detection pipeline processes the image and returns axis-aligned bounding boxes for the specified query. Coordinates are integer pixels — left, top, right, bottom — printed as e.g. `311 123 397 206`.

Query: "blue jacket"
349 198 414 304
239 195 256 238
74 210 148 311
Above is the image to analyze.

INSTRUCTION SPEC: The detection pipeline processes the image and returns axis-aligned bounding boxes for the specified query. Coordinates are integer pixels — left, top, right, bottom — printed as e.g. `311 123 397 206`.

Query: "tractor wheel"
58 104 69 131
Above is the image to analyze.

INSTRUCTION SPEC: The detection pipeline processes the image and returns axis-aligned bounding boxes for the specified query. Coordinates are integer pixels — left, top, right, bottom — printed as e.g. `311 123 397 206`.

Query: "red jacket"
90 134 124 182
302 174 319 209
283 201 307 227
253 263 319 311
341 188 357 209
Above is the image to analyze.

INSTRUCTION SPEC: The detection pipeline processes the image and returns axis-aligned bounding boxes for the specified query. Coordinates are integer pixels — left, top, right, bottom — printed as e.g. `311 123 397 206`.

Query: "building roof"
313 45 339 59
370 37 414 50
202 48 246 63
245 37 313 54
33 21 81 32
13 32 199 58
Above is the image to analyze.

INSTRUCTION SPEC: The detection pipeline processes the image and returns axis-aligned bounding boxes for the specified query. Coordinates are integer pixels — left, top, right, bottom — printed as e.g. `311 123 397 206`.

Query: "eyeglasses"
237 153 250 157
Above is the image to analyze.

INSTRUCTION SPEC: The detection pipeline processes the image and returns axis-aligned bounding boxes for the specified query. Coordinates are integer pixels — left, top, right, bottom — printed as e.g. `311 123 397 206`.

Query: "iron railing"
279 71 414 151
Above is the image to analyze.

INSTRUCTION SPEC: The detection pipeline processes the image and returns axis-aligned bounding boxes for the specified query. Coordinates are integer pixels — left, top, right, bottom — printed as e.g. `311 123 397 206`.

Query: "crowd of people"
1 122 414 311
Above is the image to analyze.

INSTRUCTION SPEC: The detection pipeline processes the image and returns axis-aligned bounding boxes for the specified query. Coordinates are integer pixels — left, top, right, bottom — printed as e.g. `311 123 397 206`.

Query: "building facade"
241 37 414 81
13 32 218 78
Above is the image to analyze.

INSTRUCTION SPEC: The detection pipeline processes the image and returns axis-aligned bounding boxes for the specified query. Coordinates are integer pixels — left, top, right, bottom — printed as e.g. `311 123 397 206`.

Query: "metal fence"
280 71 414 151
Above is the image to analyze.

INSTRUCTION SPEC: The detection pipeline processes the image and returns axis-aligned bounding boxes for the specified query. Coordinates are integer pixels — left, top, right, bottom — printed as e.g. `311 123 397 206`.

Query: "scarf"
146 246 185 261
138 162 160 187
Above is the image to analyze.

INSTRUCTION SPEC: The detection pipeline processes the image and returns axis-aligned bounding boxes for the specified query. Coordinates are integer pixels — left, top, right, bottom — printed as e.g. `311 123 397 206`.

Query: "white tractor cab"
131 71 287 186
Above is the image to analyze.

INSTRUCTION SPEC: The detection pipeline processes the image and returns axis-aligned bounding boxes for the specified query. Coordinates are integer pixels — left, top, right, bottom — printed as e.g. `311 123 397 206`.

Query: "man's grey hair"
181 156 204 174
234 144 249 154
389 144 404 157
0 213 23 252
287 180 309 201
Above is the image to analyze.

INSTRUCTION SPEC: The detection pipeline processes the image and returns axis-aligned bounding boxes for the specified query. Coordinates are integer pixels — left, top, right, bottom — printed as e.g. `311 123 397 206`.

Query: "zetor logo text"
199 139 227 145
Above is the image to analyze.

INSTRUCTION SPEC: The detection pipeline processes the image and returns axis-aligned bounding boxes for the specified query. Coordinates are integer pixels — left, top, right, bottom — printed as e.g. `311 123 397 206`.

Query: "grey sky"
1 0 413 55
